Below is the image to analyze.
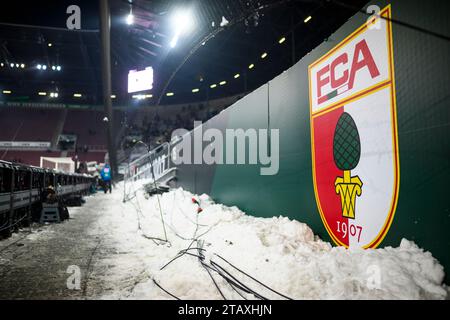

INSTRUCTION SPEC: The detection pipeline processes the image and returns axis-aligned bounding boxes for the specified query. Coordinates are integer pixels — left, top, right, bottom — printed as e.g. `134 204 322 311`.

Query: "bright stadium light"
38 92 47 96
219 81 227 86
192 88 199 93
169 9 194 48
166 92 174 96
126 14 134 25
48 43 52 47
37 64 42 70
248 63 255 69
20 63 25 68
15 63 19 68
210 84 217 89
2 90 12 94
170 35 179 48
73 93 82 98
278 37 286 44
111 94 116 99
132 94 152 100
261 52 268 59
10 63 14 68
304 16 312 23
172 10 193 35
42 65 47 70
52 66 56 71
234 73 240 79
56 66 61 71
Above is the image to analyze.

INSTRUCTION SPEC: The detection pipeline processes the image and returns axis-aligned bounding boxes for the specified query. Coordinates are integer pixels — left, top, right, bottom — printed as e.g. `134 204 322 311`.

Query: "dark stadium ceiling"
0 0 368 106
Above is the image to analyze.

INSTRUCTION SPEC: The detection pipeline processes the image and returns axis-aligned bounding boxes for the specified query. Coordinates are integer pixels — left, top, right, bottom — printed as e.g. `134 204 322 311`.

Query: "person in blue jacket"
100 164 112 194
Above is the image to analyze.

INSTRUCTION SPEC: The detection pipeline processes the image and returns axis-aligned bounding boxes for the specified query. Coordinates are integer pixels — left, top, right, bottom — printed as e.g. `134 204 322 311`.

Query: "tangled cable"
155 237 293 300
125 185 293 300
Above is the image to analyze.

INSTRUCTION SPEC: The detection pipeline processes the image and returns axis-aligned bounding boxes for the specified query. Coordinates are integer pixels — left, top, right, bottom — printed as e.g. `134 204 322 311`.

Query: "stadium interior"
0 0 448 303
0 0 366 169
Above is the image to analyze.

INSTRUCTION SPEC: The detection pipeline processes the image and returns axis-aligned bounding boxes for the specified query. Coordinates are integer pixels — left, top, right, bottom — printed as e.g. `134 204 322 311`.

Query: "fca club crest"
308 5 399 249
333 112 363 220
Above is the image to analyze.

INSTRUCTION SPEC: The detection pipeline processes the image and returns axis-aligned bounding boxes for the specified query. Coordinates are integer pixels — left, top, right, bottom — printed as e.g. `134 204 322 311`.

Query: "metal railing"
123 141 171 183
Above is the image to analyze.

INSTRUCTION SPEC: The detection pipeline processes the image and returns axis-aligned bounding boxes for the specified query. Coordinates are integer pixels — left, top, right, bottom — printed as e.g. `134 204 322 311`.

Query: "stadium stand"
0 107 62 142
0 94 239 167
62 109 108 148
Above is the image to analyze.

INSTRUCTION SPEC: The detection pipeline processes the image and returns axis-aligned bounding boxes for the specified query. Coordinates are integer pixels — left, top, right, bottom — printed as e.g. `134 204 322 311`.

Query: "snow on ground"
83 180 448 300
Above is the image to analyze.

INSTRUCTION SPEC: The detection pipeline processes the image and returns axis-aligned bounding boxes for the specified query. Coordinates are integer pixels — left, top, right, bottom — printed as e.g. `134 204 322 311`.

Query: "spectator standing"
100 164 112 194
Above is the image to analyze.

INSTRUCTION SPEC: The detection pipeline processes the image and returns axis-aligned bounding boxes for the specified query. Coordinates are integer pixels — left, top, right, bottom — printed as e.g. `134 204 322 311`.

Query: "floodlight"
170 35 179 48
126 14 134 25
172 10 193 35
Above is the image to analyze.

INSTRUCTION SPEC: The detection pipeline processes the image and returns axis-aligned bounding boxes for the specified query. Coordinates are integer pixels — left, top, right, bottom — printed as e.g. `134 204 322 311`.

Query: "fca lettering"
316 39 380 100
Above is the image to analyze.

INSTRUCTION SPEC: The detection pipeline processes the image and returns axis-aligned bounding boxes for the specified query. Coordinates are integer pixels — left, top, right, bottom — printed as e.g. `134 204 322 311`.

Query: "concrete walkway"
0 192 132 299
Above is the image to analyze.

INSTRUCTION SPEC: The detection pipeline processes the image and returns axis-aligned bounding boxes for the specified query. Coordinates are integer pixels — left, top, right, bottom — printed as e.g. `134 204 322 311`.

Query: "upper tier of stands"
0 94 242 167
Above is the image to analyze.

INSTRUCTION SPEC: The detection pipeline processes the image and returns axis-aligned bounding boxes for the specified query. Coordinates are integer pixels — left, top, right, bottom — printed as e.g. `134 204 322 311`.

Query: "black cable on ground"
203 261 227 300
209 260 268 300
160 239 197 271
196 242 227 300
152 278 181 300
209 265 257 299
125 180 291 300
214 253 293 300
195 240 266 300
227 280 249 300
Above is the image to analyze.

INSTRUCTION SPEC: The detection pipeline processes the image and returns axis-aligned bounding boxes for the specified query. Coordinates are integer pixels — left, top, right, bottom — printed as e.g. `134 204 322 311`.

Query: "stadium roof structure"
0 0 367 106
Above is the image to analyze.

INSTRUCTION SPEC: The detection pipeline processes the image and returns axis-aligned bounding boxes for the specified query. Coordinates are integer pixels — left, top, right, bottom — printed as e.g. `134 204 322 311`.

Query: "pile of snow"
88 181 448 300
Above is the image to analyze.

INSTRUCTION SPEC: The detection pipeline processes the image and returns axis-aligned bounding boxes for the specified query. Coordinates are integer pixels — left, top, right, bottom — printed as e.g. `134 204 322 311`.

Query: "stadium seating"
0 96 235 167
0 107 62 142
62 109 108 148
